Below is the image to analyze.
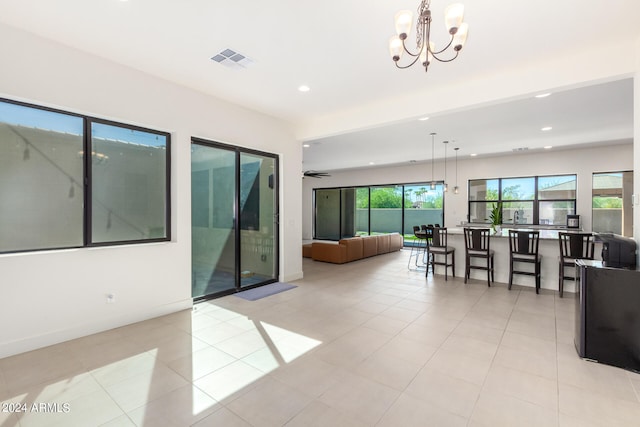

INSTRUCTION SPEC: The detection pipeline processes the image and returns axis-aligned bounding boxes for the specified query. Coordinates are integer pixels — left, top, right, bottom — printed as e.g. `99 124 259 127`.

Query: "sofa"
309 233 403 264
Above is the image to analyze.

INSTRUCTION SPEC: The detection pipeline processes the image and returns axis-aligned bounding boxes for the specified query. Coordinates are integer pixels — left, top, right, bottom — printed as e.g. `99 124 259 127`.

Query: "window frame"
467 174 576 226
312 180 446 241
0 97 171 254
591 170 633 236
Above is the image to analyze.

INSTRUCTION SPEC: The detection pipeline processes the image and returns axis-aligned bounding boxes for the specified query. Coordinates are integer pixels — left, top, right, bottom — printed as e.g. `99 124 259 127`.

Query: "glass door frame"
191 137 279 301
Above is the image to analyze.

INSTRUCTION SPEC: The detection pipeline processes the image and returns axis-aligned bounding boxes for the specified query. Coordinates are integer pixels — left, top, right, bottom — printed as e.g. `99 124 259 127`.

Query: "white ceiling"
0 0 638 172
303 78 634 171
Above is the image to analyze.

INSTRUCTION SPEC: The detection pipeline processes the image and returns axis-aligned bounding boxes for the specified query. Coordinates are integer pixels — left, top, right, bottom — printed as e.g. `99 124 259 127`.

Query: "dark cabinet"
575 260 640 372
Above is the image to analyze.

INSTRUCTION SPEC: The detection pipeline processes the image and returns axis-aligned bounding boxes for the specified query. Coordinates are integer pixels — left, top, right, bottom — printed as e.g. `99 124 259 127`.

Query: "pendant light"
430 132 436 189
453 147 460 194
443 140 449 192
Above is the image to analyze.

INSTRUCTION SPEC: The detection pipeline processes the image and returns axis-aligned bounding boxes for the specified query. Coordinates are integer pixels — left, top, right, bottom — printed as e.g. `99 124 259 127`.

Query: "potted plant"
489 202 503 234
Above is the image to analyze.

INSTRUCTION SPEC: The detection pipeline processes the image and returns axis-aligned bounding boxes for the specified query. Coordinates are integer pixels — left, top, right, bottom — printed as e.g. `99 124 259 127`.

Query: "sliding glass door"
239 152 278 289
191 140 278 299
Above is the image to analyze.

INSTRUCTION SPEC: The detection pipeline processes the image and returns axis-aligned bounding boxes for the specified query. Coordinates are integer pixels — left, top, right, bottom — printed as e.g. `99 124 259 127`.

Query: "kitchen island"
428 226 600 294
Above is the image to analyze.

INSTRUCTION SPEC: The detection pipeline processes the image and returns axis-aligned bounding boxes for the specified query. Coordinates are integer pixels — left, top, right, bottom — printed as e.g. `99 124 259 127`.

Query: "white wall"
0 23 303 358
303 143 633 240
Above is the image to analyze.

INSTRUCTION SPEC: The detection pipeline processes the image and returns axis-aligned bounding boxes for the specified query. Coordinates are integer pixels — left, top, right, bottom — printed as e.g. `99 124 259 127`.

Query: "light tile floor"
2 250 640 426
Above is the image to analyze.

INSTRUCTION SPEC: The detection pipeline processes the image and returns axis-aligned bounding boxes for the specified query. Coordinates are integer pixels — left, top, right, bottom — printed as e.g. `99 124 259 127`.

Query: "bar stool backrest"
431 227 447 248
559 232 595 260
509 230 540 256
464 228 491 252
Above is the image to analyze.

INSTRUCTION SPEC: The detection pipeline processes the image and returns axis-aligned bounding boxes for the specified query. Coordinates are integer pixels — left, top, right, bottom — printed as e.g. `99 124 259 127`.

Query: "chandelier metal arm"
400 37 421 58
395 55 423 69
430 50 460 63
430 35 455 56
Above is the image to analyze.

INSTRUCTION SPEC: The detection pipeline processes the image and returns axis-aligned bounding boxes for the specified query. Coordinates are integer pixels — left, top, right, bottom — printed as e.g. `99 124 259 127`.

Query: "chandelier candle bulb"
452 22 469 50
389 37 404 61
395 10 414 37
444 3 465 33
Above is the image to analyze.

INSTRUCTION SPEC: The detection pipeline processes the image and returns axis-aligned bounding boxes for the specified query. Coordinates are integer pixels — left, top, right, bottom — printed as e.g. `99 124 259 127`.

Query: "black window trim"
467 173 577 226
0 97 172 254
312 180 446 240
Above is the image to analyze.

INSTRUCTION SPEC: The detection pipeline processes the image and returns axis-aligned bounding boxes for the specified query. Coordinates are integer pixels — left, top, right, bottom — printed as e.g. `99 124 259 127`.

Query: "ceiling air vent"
512 147 529 152
211 48 254 70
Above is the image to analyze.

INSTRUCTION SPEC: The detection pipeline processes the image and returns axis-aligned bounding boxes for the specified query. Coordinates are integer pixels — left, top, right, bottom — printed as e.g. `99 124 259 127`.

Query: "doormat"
234 282 297 301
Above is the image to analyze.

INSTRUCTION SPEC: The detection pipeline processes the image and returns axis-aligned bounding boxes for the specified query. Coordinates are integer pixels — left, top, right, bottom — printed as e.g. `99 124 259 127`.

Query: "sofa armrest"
389 233 403 252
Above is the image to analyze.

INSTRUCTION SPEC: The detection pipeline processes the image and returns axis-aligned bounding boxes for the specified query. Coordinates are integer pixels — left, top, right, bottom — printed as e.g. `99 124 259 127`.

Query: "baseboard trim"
0 298 193 359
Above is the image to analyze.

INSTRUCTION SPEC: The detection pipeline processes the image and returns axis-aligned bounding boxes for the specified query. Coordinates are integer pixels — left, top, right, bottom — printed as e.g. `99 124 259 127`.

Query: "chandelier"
389 1 468 72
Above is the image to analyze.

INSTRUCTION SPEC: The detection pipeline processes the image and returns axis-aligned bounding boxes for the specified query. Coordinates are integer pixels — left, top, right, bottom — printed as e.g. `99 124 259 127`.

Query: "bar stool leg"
491 255 494 283
444 253 448 281
559 260 564 298
452 252 455 278
464 255 469 284
508 257 513 290
486 257 490 287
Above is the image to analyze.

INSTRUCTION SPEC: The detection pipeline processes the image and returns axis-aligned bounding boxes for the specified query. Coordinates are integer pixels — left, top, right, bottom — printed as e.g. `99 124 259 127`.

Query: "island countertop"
446 226 587 240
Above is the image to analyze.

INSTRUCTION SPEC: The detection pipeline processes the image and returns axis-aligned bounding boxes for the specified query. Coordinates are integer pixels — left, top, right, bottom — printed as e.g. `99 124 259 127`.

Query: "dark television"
595 233 637 269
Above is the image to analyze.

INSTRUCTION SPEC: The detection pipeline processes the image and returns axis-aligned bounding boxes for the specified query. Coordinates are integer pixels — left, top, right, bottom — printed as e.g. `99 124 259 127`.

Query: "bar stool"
558 232 595 297
427 227 455 281
463 228 494 286
508 230 542 293
408 225 427 270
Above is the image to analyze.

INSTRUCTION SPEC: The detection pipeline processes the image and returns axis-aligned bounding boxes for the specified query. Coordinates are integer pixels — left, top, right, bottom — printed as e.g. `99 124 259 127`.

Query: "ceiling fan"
303 170 331 179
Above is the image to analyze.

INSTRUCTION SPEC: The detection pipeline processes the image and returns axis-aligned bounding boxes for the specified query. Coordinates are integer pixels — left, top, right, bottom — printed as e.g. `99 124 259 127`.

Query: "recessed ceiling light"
369 162 375 165
470 153 477 157
535 93 551 98
303 144 310 148
541 126 553 131
418 116 430 121
298 85 310 92
544 146 553 149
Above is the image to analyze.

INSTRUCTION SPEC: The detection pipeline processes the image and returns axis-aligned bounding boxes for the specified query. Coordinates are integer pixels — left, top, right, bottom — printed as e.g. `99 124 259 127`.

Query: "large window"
592 171 633 236
0 98 170 253
313 182 445 244
468 174 576 226
0 101 84 252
